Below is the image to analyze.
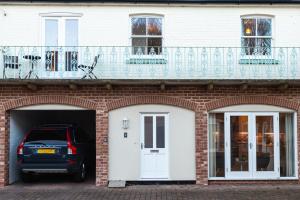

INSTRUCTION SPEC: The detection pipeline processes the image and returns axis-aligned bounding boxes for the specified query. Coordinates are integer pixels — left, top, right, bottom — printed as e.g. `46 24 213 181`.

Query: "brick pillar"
0 110 8 187
95 107 109 186
196 110 208 185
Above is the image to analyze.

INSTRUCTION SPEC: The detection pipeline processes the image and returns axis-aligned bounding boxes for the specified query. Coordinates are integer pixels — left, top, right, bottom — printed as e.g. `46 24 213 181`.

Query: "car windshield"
25 129 67 142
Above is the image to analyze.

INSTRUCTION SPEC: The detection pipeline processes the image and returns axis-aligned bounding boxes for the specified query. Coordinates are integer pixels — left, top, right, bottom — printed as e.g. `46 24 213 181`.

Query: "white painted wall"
0 4 300 47
109 104 195 181
9 109 96 184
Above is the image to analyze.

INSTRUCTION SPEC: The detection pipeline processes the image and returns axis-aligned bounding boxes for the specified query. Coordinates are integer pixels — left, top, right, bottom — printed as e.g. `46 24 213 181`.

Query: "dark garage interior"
9 109 96 184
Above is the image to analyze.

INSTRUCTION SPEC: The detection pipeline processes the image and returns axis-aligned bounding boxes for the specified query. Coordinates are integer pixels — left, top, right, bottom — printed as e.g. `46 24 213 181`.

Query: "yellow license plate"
37 149 55 154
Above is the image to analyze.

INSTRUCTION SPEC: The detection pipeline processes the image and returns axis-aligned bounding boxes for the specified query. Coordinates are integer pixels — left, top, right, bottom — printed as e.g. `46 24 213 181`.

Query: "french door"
225 112 279 179
43 17 79 71
140 114 169 179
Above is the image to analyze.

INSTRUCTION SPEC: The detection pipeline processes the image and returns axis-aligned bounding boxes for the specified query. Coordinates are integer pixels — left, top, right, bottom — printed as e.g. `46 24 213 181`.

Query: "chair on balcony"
78 55 99 79
3 55 21 79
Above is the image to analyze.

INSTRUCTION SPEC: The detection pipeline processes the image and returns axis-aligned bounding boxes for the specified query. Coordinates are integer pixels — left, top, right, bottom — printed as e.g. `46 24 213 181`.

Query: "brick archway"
205 95 300 184
106 95 198 111
0 96 106 187
106 96 207 185
205 96 300 111
2 95 98 111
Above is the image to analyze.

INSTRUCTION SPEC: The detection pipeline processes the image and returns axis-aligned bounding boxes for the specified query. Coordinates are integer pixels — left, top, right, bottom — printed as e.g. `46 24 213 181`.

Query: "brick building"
0 0 300 187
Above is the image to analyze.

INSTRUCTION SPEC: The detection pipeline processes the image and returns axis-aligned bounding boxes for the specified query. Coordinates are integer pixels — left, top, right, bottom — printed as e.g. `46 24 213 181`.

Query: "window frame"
130 14 164 57
240 15 274 58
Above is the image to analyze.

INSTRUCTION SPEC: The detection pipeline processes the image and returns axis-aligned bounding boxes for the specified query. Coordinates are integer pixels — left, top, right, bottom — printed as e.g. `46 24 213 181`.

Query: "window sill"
239 59 280 65
126 58 167 65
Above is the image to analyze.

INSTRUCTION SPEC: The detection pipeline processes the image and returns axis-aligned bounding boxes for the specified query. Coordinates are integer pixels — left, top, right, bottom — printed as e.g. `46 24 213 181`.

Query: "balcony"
0 46 299 84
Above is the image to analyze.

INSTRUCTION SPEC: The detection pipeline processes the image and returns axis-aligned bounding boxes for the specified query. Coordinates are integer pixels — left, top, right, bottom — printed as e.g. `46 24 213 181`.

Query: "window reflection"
280 113 295 177
256 116 274 171
230 116 249 171
209 113 224 177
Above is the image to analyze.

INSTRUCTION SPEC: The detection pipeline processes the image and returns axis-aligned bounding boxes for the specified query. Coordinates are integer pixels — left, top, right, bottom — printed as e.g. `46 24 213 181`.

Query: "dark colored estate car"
17 124 93 182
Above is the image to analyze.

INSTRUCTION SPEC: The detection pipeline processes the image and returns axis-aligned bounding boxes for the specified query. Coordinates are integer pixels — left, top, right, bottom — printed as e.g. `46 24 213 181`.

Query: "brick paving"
1 182 300 200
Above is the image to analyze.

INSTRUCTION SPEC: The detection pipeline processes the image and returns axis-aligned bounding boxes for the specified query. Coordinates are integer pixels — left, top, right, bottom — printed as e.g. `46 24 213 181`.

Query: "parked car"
17 124 93 182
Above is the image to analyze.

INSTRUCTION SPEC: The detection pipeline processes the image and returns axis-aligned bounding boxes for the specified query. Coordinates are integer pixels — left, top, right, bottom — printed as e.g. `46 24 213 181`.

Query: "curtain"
285 114 294 177
209 114 216 177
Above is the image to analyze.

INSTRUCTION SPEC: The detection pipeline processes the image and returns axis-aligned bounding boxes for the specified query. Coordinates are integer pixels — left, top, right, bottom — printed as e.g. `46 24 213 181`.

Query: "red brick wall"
0 84 299 187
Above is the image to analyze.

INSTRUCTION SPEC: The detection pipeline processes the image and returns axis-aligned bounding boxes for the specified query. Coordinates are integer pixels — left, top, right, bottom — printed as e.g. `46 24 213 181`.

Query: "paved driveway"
1 181 300 200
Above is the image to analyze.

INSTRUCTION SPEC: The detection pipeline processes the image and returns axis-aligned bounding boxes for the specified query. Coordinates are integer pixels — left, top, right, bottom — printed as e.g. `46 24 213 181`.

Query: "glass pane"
147 18 162 35
242 18 256 36
147 38 162 54
230 116 248 171
256 116 274 171
241 38 256 55
280 113 295 177
257 18 272 36
144 116 153 148
132 17 146 35
132 38 146 54
209 113 225 177
65 19 78 46
156 116 165 148
45 19 58 46
26 129 66 142
256 38 271 55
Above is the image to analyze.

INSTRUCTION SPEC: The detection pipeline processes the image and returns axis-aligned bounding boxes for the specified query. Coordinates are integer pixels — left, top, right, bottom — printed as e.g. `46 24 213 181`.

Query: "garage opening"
8 105 96 185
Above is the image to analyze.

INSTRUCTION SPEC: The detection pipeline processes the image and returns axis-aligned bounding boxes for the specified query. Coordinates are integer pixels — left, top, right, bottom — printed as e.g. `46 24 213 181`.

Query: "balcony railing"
0 46 299 80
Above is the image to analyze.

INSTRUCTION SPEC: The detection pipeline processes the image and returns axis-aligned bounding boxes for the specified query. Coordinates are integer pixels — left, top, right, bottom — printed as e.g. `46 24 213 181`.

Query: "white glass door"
225 112 279 179
140 114 169 179
253 113 279 178
225 113 252 178
44 18 78 72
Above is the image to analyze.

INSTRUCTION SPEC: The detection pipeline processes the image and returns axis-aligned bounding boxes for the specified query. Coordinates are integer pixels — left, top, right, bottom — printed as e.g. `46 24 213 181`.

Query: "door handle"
141 143 143 150
150 150 159 153
249 142 252 149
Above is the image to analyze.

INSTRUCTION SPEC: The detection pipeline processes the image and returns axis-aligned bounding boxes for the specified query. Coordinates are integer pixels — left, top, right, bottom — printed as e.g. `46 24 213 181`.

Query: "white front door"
43 17 79 71
140 114 169 179
225 112 279 179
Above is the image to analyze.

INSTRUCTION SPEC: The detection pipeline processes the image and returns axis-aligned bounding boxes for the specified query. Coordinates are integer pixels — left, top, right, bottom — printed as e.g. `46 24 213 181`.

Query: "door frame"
225 112 280 180
139 113 170 180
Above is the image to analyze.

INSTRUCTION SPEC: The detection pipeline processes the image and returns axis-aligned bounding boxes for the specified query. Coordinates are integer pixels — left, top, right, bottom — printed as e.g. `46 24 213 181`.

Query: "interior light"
245 28 252 35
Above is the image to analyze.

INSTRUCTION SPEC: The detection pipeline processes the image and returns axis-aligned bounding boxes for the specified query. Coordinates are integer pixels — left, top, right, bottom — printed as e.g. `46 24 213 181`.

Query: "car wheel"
74 162 86 182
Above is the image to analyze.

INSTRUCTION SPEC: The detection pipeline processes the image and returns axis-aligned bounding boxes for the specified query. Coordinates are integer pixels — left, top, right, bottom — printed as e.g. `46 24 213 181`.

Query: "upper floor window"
131 15 163 55
241 16 272 56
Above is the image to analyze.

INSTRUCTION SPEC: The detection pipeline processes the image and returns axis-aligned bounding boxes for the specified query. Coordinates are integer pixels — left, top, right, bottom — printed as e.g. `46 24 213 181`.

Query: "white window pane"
45 19 58 46
280 113 295 177
147 38 162 54
147 18 162 35
65 19 78 46
132 17 146 35
256 38 271 55
242 18 256 36
156 116 165 148
132 38 147 54
208 113 225 177
144 117 153 148
257 18 272 36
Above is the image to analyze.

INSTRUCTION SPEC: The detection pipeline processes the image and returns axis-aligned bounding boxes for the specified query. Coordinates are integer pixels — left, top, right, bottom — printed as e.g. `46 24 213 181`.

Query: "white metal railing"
0 46 299 80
